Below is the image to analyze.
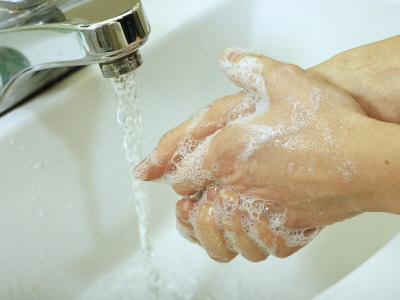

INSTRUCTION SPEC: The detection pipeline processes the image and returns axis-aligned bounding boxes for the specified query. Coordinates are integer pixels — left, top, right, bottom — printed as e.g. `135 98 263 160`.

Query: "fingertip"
209 253 237 263
206 186 219 202
133 158 151 180
173 179 213 197
242 253 268 263
218 188 239 204
219 47 268 96
274 245 301 258
176 214 200 245
173 184 199 197
220 47 262 63
176 197 196 220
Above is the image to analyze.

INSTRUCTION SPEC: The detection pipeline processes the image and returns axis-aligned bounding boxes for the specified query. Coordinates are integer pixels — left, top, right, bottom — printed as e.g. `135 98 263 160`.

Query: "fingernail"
133 150 161 180
220 47 261 62
206 186 219 203
133 158 150 180
219 189 238 202
219 47 267 96
218 189 239 214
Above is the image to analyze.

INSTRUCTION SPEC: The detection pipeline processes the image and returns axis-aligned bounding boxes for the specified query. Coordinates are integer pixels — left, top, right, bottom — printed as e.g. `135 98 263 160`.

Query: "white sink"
1 0 400 299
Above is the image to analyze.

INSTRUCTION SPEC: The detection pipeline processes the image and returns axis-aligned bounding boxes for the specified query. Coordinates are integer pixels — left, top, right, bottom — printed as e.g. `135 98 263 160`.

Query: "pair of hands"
134 37 400 262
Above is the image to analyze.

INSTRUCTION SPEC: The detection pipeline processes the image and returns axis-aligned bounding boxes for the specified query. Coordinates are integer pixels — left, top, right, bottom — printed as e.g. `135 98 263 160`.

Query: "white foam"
176 185 321 259
239 124 282 161
220 54 267 96
227 95 256 122
163 135 215 189
133 150 161 180
185 106 209 135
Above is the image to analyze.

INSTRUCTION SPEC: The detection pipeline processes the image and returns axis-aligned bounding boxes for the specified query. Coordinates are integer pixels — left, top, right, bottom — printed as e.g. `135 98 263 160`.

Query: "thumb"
220 47 280 96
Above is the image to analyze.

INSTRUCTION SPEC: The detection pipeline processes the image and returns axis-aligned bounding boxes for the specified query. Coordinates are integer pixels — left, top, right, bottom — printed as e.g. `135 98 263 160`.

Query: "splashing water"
111 71 160 298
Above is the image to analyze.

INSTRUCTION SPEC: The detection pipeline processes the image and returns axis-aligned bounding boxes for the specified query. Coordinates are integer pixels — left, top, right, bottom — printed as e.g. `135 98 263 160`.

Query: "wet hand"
134 48 378 262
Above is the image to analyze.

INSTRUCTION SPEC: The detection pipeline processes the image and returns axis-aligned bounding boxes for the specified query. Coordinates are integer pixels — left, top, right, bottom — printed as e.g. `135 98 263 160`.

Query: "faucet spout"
0 0 150 114
100 51 143 78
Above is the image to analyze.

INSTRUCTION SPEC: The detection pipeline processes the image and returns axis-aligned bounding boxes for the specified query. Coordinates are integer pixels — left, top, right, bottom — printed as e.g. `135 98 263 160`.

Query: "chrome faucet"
0 0 150 114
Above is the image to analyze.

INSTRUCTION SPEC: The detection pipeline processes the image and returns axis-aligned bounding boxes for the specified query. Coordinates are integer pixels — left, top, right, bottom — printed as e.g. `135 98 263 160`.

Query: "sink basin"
1 0 400 299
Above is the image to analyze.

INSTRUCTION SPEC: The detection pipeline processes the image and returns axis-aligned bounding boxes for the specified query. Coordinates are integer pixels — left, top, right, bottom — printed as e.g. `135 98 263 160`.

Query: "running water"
111 71 160 298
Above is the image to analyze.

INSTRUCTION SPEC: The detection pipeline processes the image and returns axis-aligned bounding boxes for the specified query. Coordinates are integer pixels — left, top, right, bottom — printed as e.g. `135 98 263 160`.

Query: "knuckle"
243 253 268 262
276 63 304 77
159 129 174 145
173 182 197 196
268 63 305 86
274 246 299 258
210 255 233 263
175 198 187 210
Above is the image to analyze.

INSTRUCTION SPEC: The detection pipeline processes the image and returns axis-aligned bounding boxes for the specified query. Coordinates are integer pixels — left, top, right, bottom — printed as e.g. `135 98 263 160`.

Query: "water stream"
111 71 161 299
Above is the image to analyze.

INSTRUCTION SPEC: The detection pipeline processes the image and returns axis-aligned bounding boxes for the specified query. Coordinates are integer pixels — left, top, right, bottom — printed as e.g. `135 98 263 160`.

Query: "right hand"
308 35 400 124
136 48 383 262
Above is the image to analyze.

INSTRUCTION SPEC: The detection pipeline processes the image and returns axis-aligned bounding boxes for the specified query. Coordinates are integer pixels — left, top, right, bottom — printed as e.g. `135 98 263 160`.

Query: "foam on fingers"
217 189 268 261
195 202 237 262
220 47 267 96
175 185 321 261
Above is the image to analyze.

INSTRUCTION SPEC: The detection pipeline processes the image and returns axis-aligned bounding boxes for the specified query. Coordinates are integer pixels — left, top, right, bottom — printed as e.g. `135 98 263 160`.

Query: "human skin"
134 39 400 263
308 35 400 124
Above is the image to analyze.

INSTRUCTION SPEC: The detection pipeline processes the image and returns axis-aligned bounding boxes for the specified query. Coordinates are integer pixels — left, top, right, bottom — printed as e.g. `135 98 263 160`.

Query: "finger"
176 198 200 244
239 200 304 258
218 189 268 262
251 212 302 258
133 93 247 181
170 124 248 196
220 47 308 102
176 197 196 220
176 216 200 245
220 47 278 96
195 201 237 263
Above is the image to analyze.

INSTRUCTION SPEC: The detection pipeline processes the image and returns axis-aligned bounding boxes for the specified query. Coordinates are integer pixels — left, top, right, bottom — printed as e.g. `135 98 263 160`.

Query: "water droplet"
39 210 45 217
9 139 15 145
20 145 25 151
263 200 286 214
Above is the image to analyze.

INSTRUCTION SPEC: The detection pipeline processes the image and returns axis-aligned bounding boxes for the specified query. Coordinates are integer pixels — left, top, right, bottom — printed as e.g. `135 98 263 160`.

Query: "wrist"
308 35 400 124
350 117 400 214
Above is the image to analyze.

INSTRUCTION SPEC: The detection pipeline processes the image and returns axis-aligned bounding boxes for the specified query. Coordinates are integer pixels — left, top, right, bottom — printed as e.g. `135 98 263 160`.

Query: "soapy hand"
134 48 375 262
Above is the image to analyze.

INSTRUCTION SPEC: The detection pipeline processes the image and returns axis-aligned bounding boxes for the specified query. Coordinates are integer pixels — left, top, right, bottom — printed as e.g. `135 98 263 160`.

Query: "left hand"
134 48 378 262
